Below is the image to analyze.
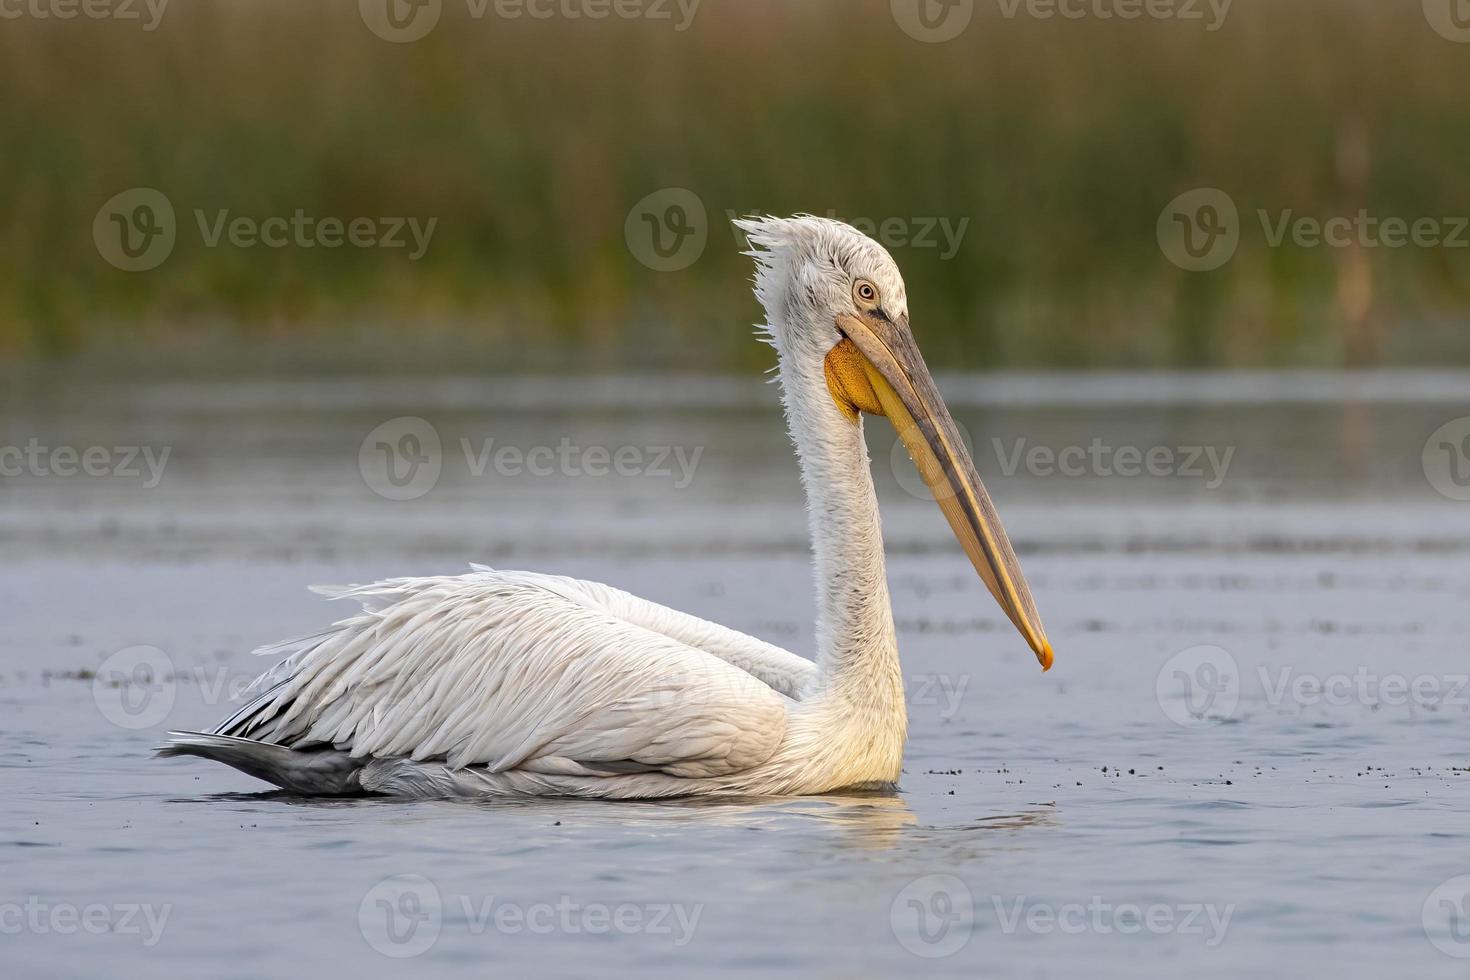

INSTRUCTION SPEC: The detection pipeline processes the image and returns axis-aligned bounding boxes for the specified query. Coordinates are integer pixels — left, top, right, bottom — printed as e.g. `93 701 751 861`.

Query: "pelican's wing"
215 569 794 778
478 567 818 698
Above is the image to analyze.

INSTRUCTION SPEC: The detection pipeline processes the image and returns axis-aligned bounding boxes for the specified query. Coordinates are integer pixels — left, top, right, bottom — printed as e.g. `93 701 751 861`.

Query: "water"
4 369 1470 978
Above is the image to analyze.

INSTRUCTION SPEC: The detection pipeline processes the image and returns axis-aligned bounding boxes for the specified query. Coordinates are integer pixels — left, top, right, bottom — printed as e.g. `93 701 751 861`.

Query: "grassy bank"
1 0 1467 369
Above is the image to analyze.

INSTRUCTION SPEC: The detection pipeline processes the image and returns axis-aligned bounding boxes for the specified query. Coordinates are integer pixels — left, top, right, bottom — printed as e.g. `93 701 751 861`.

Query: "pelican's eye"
853 279 880 309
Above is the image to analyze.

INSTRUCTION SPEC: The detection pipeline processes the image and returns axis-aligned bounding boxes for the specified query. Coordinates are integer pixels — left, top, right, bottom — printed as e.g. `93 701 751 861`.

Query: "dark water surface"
4 371 1470 978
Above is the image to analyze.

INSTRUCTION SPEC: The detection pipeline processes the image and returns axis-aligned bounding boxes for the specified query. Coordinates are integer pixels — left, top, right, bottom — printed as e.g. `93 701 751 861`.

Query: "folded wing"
215 569 798 778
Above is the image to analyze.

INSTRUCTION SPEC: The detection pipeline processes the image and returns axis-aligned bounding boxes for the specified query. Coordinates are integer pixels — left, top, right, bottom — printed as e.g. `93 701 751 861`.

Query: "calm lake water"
4 369 1470 978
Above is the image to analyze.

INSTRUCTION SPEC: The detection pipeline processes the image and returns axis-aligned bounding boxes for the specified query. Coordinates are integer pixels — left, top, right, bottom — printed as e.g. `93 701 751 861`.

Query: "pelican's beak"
834 310 1054 671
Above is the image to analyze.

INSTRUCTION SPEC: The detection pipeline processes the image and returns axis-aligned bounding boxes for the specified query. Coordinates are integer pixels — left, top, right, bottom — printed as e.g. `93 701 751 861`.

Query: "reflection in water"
646 793 923 852
179 788 1056 858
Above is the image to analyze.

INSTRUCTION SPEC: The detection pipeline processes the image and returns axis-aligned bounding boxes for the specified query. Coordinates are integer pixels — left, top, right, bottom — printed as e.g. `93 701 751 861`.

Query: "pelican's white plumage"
161 215 1052 799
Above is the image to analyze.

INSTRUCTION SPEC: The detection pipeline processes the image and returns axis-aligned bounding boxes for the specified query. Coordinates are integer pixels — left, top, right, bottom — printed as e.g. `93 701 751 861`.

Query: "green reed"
1 0 1466 369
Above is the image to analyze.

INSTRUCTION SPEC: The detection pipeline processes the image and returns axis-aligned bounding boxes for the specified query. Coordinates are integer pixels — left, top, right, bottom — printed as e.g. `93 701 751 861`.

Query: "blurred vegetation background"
1 0 1467 372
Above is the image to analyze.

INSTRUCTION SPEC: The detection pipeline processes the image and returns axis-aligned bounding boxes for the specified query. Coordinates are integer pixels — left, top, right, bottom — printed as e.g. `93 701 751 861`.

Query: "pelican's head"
735 215 1054 671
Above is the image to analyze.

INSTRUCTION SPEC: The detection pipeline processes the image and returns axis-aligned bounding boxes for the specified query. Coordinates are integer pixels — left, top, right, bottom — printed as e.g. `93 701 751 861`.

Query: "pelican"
159 216 1054 799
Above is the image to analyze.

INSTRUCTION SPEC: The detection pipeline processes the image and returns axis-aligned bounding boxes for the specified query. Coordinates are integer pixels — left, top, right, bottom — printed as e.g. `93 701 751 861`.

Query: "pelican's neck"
778 353 903 713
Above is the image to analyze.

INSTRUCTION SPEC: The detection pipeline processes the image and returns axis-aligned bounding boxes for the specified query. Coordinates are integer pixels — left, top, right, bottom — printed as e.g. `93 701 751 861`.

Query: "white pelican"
160 215 1054 799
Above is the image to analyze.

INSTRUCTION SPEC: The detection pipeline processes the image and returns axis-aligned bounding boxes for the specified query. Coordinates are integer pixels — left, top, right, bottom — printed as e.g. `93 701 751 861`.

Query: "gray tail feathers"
156 732 369 796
